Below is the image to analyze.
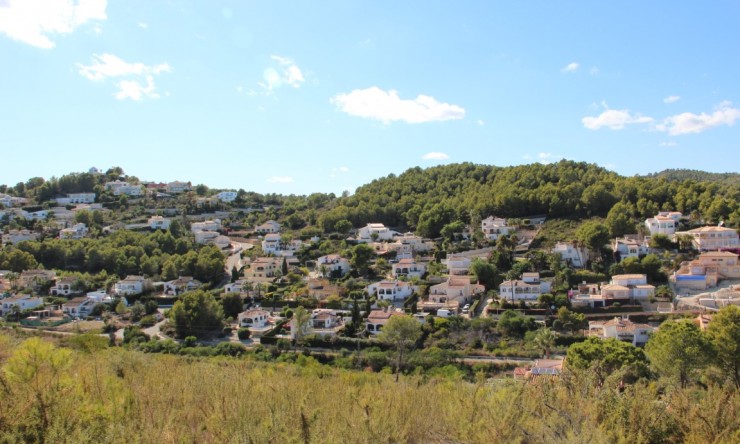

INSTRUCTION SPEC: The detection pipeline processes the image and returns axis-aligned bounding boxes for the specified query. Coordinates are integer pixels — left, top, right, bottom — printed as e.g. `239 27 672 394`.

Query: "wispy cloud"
138 21 148 29
660 141 678 147
0 0 107 49
77 53 171 100
561 62 579 73
267 176 294 184
329 166 350 178
582 108 653 130
258 55 305 93
331 87 465 124
589 66 600 75
656 101 740 135
477 119 485 126
663 95 680 104
422 152 449 160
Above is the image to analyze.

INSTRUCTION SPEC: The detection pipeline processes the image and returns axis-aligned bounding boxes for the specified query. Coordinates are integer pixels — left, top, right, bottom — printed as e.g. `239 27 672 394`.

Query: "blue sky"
1 1 739 195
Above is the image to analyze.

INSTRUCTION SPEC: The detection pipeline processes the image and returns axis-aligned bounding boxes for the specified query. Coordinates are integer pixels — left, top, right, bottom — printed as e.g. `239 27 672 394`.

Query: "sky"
1 1 739 195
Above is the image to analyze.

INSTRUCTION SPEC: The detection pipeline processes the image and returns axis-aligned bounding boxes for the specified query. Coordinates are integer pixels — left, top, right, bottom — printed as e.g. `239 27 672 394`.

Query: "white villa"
105 181 143 196
587 317 654 347
552 241 589 268
2 229 39 245
1 294 44 316
56 193 96 205
366 308 407 335
443 254 472 276
164 276 202 295
261 233 282 255
426 277 485 310
613 237 650 261
392 258 426 279
316 255 351 277
645 212 682 236
238 308 269 328
499 273 551 303
481 216 513 241
191 220 222 233
166 181 192 194
365 280 415 302
113 275 147 297
678 226 740 251
62 297 100 319
245 257 283 281
148 216 171 230
358 223 395 242
255 220 281 234
216 191 237 202
59 223 88 240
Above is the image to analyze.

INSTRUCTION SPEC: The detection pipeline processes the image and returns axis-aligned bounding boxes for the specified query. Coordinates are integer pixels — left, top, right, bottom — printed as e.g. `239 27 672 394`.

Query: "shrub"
237 328 251 340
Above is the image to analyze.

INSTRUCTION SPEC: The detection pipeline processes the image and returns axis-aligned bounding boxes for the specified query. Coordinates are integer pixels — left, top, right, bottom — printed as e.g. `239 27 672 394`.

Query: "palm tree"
533 327 557 359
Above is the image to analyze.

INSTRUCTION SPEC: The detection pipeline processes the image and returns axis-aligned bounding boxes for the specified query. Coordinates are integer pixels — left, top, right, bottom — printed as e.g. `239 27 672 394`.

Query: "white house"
311 310 341 330
392 258 426 279
1 294 44 316
191 219 222 233
148 216 171 230
366 308 407 335
481 216 513 241
499 280 543 303
602 274 655 302
261 233 282 255
59 223 88 240
50 277 79 296
62 297 99 319
216 191 237 202
166 181 192 194
163 276 202 295
427 277 485 308
56 193 96 205
358 223 395 242
443 254 472 276
238 308 269 328
2 229 39 245
679 226 740 251
645 213 679 236
612 237 650 261
365 280 415 302
255 220 281 234
245 257 283 281
113 275 147 296
588 317 654 346
316 255 351 277
105 181 143 196
551 241 589 268
0 194 26 207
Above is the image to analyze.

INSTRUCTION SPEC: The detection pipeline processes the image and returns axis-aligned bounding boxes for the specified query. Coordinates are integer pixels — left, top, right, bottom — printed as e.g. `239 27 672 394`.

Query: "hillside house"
113 275 147 297
1 294 44 316
316 255 351 277
358 223 395 242
148 216 171 230
481 216 513 241
587 317 654 346
365 280 415 302
678 226 740 251
366 308 407 335
671 251 740 290
164 276 203 295
392 258 426 279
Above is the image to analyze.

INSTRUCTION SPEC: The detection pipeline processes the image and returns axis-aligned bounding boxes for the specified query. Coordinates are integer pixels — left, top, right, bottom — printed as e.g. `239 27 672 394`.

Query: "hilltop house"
165 181 192 194
216 191 237 202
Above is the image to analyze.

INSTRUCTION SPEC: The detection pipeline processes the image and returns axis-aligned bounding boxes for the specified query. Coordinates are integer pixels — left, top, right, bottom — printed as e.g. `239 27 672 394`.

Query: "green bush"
237 328 251 340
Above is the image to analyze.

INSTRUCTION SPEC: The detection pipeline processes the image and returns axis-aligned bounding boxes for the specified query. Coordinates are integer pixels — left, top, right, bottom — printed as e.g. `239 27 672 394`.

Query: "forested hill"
642 168 740 184
318 160 740 237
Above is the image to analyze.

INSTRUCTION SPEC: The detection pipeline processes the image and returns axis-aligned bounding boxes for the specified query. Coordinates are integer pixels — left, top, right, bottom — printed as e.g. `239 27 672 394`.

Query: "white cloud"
331 87 465 124
561 62 579 73
477 119 485 126
660 141 678 147
422 152 449 160
330 166 350 177
582 109 653 130
663 95 680 104
258 55 305 92
267 176 294 184
536 152 563 164
656 101 740 135
589 67 600 75
138 21 148 29
77 53 171 100
0 0 107 49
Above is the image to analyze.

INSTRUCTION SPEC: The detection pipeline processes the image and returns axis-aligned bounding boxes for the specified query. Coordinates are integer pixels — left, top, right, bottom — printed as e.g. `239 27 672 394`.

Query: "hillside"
644 168 740 184
318 161 740 237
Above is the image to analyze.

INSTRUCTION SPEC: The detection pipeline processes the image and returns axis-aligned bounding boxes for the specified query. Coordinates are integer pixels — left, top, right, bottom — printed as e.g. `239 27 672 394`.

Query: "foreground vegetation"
0 332 738 444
